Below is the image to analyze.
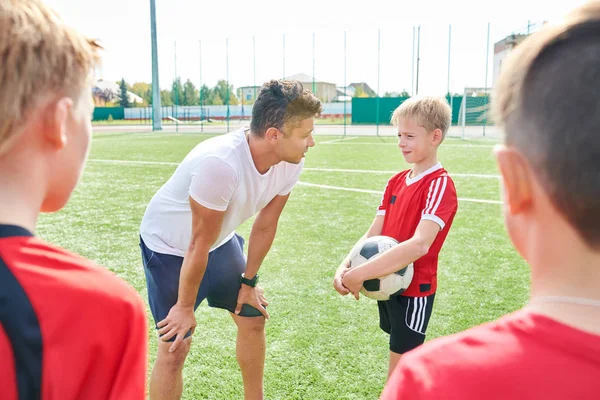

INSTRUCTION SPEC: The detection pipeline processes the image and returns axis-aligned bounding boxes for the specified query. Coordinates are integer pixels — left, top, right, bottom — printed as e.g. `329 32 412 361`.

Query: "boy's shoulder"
1 235 144 313
387 166 455 189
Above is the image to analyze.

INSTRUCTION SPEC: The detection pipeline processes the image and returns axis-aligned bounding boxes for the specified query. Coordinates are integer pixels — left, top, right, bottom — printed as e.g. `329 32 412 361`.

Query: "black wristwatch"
240 273 259 287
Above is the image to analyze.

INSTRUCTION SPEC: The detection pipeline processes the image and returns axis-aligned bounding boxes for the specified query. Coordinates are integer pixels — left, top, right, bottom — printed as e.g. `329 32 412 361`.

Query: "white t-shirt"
140 127 303 256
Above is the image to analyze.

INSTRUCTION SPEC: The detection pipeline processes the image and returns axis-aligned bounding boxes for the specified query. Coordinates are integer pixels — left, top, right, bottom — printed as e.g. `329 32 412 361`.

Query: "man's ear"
494 144 534 215
264 127 282 142
42 97 73 150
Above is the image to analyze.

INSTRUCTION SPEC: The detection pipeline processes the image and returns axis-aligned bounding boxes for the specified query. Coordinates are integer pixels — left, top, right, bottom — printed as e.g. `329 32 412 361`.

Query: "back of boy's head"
390 96 452 141
0 0 101 155
493 2 600 250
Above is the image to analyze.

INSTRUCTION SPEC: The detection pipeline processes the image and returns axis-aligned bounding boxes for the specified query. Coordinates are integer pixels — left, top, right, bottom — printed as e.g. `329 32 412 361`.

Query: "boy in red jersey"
0 1 147 399
380 2 600 399
334 96 457 380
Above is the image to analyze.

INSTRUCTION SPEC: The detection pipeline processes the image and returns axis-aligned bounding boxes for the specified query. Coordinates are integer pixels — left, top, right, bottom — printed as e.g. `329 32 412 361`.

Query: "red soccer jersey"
380 309 600 400
0 225 148 400
377 163 457 297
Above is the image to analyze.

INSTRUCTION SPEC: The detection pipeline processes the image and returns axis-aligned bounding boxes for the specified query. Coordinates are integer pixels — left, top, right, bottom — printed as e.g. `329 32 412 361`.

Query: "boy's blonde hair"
390 96 452 140
0 0 101 155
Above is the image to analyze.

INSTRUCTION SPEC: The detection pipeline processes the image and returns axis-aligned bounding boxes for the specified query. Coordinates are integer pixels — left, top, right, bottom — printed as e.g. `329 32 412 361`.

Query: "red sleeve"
421 175 457 230
107 292 148 400
377 178 394 215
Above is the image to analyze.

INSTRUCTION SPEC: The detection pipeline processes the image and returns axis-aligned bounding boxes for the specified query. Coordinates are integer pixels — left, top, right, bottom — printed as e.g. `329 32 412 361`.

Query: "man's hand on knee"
235 285 270 319
157 304 197 353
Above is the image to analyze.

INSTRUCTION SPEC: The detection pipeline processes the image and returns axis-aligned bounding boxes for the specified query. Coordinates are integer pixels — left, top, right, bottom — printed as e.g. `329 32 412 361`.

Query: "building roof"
285 73 335 85
348 82 377 97
93 79 144 104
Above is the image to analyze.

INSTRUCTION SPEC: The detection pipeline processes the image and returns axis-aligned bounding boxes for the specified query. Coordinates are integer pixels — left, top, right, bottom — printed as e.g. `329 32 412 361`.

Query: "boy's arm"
342 219 440 299
333 215 384 295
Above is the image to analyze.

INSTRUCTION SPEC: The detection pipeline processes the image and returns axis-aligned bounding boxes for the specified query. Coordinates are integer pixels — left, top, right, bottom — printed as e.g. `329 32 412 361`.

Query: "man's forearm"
245 225 277 278
176 245 209 308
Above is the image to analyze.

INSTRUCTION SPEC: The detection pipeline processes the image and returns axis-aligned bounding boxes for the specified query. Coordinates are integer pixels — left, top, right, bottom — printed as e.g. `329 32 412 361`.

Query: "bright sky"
46 0 587 96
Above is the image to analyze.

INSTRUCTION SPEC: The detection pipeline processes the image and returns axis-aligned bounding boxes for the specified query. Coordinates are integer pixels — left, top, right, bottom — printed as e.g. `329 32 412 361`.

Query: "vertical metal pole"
150 0 162 130
484 22 490 136
199 40 203 132
226 38 230 132
411 27 415 96
174 40 178 132
376 29 381 137
416 26 421 95
344 30 347 136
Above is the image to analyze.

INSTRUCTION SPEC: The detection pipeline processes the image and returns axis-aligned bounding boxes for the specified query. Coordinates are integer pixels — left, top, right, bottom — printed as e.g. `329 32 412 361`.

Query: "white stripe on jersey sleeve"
424 178 442 214
430 177 448 214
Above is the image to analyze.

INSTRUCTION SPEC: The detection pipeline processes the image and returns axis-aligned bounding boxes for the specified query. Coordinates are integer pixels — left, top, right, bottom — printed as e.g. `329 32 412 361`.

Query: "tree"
97 88 116 106
182 79 199 106
212 92 223 106
213 80 239 105
130 82 152 105
118 78 130 108
199 84 212 105
160 90 173 106
400 90 410 97
171 78 184 106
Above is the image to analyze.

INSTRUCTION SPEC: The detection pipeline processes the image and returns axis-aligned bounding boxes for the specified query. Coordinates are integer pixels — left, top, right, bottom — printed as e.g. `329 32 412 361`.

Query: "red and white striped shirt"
377 163 457 297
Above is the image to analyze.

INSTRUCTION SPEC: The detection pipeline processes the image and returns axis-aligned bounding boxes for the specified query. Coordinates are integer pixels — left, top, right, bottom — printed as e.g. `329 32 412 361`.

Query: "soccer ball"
349 235 414 301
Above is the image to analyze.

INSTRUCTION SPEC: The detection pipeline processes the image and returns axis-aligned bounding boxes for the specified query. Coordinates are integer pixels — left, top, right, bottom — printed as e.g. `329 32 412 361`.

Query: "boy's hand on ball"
333 274 350 296
342 269 363 300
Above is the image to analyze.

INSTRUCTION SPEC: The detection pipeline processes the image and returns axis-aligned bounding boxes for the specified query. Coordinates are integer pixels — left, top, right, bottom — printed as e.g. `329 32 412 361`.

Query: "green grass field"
37 131 530 399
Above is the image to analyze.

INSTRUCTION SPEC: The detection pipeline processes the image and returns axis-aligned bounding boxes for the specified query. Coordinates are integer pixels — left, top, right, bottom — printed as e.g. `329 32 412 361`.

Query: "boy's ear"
431 128 443 145
494 144 534 215
42 97 73 150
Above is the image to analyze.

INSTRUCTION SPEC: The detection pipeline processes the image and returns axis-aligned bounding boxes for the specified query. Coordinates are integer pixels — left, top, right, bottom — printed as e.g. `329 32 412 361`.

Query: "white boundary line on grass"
318 137 360 144
320 142 495 148
89 159 500 179
296 182 502 205
87 159 502 205
303 167 500 179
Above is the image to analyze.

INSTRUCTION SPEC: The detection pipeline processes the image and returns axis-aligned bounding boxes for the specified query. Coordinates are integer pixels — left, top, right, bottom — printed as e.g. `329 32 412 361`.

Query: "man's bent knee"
232 314 266 334
156 337 192 371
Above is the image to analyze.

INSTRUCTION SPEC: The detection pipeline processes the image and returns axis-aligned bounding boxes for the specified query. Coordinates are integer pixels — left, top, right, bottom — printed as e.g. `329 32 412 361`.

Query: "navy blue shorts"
378 293 436 354
140 233 264 334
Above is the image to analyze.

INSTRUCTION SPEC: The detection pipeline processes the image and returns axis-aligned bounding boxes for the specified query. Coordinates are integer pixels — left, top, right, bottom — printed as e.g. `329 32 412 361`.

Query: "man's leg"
150 337 192 400
141 238 206 400
231 313 266 400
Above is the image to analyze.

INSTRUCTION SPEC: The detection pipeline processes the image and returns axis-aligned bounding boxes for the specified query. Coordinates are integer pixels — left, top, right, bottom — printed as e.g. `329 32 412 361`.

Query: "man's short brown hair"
250 80 322 137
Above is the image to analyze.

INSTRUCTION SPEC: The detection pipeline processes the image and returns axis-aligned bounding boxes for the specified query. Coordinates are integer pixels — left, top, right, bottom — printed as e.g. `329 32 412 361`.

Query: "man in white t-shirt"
139 79 322 400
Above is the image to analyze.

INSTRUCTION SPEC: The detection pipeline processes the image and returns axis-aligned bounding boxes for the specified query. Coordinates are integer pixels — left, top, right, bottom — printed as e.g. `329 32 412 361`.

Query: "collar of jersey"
405 162 443 186
0 224 34 238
